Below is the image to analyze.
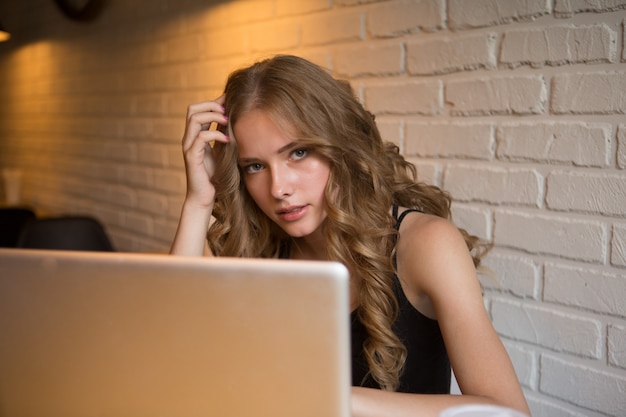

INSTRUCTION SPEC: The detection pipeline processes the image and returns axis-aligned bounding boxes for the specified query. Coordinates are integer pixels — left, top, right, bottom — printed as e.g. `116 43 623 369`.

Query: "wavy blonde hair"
209 55 488 391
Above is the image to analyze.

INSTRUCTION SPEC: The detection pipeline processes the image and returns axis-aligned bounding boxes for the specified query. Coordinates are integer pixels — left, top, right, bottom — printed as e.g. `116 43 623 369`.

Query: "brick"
450 203 491 241
138 143 169 167
619 125 626 169
501 24 617 68
444 165 543 206
525 393 603 417
609 324 626 369
121 209 154 236
375 117 402 147
546 170 626 216
405 121 494 159
612 223 626 267
502 340 538 389
204 0 274 26
497 122 612 167
276 0 331 16
334 43 404 77
199 27 248 59
491 299 602 358
302 10 363 46
407 159 441 187
540 354 626 416
481 252 539 299
166 33 203 63
364 79 442 115
447 75 547 116
136 189 169 216
120 165 153 188
494 210 607 262
367 0 445 37
407 33 497 75
544 263 626 317
154 168 185 194
336 0 379 5
248 21 300 53
554 0 626 17
552 71 626 114
448 0 550 29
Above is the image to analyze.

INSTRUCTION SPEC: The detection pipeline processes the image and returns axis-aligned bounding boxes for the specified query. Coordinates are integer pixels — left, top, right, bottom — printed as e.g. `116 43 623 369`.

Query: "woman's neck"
289 231 327 261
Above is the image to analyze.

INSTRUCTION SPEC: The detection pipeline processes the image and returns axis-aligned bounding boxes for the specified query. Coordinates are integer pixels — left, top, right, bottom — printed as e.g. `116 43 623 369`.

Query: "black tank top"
351 206 451 393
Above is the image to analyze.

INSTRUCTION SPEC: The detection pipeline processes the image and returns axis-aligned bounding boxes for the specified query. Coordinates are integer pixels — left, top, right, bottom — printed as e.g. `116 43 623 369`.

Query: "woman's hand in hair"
170 97 228 257
181 96 229 207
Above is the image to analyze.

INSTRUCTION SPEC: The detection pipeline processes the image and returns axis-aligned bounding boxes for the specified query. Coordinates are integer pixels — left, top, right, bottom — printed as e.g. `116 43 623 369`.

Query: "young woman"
170 55 530 417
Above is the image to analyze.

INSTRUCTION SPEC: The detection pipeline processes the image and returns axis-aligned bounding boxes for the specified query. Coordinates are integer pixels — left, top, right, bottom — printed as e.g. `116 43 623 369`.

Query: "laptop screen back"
0 249 351 417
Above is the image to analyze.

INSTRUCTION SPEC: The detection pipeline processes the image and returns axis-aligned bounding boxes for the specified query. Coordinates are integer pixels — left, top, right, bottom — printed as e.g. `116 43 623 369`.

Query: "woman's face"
233 110 331 240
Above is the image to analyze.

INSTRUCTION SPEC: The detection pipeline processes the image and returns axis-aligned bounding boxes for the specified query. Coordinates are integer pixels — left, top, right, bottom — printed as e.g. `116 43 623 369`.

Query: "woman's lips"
277 205 308 222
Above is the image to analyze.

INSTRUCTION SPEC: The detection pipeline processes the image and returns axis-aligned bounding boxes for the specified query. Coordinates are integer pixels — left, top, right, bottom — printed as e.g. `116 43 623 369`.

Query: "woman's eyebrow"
237 141 298 165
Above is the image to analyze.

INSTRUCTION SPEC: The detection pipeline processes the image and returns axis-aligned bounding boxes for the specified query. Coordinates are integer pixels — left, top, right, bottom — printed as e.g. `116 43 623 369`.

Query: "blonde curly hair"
209 55 488 391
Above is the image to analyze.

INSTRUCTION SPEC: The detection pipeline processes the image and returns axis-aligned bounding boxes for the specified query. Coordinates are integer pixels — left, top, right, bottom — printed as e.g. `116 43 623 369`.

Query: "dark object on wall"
54 0 107 22
17 216 115 251
0 207 36 247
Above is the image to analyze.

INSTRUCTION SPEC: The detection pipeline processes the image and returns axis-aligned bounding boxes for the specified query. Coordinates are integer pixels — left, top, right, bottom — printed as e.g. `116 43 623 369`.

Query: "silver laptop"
0 249 351 417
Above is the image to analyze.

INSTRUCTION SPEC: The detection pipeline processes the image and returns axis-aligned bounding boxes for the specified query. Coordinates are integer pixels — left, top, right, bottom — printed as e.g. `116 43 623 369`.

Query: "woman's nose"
270 165 294 199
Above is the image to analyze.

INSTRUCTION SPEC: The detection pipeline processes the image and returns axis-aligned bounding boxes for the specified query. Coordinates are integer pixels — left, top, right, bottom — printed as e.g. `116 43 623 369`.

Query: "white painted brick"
446 75 548 116
612 223 626 267
154 168 185 194
120 165 153 188
497 122 612 167
544 262 626 317
133 95 167 117
302 10 363 46
336 0 379 5
367 0 445 37
491 298 603 358
334 43 404 77
546 170 626 216
136 189 169 216
554 0 626 17
540 354 626 416
152 217 179 248
448 0 550 29
552 71 626 114
375 117 402 147
450 203 491 241
166 34 203 63
482 252 540 299
405 121 494 159
205 0 274 26
122 118 152 139
120 210 154 236
364 80 442 115
500 24 617 68
444 165 543 206
502 340 538 389
494 210 607 262
526 393 602 417
618 125 626 169
199 27 248 59
609 324 626 369
276 0 331 16
408 159 442 187
248 20 300 53
407 33 497 75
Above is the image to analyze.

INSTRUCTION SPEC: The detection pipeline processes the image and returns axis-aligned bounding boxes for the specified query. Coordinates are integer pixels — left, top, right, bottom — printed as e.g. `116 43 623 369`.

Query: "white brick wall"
1 1 625 416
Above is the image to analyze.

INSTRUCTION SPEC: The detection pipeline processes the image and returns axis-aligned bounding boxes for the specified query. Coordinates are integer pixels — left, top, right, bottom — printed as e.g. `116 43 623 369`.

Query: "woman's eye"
291 148 308 160
244 163 264 174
